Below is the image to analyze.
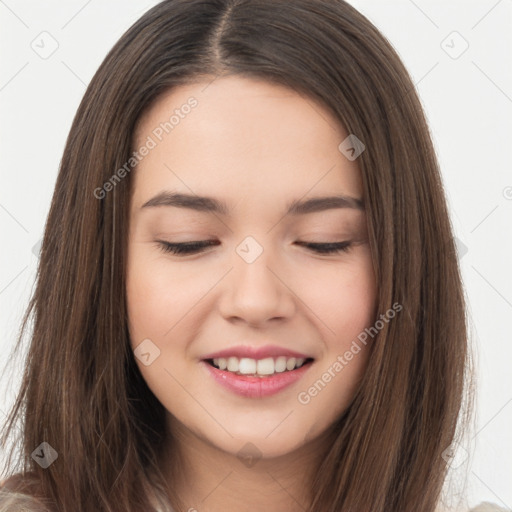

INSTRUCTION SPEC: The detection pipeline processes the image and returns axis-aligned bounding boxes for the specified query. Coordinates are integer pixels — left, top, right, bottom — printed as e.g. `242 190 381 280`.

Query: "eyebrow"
141 191 364 215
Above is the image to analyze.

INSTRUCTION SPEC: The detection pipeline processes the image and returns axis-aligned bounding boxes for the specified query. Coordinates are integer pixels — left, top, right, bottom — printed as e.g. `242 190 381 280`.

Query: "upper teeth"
212 356 307 376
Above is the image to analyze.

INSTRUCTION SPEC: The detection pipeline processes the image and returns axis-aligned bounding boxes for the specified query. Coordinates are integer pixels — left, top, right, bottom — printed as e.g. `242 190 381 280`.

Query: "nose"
217 245 296 327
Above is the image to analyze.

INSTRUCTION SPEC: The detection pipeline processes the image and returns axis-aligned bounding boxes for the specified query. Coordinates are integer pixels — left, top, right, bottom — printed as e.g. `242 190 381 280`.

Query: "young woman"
0 1 504 511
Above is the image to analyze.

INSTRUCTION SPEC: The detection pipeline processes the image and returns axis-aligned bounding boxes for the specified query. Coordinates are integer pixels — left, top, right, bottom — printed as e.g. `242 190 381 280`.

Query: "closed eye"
156 240 353 256
294 241 352 254
157 240 220 255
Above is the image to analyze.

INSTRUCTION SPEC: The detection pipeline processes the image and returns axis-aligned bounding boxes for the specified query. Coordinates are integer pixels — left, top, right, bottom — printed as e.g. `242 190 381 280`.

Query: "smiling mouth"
204 356 315 377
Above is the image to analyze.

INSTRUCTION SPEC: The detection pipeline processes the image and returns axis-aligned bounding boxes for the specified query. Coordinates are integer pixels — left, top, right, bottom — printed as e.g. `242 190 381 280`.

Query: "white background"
0 0 511 509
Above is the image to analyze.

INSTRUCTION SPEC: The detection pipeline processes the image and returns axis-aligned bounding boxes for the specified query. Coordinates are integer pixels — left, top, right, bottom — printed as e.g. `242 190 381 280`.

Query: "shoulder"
0 474 49 511
437 503 511 512
469 504 511 512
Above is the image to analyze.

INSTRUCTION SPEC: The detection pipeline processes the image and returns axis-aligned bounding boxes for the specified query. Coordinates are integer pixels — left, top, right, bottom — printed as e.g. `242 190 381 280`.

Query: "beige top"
0 479 509 512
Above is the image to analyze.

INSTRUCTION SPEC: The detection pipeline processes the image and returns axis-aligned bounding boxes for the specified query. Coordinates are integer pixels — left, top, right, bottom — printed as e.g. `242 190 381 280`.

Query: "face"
126 76 377 460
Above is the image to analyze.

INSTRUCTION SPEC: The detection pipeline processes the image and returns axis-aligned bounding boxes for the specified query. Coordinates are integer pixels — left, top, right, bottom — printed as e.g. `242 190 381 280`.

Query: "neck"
160 416 334 512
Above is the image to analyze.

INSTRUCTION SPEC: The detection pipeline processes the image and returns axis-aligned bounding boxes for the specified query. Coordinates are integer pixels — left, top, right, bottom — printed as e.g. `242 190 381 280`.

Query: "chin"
201 418 311 458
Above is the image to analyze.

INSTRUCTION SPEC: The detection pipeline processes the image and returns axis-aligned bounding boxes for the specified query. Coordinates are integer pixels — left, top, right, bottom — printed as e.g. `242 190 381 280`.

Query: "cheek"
332 273 377 343
295 261 377 437
126 263 170 346
301 253 377 344
125 247 204 346
126 271 167 405
125 251 200 406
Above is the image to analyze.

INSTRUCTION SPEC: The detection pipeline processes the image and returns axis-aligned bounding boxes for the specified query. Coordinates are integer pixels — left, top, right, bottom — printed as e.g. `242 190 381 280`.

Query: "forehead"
131 76 363 209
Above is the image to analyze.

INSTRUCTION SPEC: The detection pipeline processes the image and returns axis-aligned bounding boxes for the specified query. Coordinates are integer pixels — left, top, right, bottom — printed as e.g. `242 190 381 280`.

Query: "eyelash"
157 240 353 256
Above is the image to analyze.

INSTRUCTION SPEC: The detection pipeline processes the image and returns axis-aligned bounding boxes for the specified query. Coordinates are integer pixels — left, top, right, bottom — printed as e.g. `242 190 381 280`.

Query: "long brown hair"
0 0 471 510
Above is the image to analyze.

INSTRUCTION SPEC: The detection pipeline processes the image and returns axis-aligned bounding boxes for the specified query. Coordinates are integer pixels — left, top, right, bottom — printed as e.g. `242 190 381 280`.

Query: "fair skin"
126 76 378 512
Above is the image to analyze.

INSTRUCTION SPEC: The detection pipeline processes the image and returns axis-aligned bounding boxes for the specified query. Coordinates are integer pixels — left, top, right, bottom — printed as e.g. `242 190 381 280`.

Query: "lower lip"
200 360 313 398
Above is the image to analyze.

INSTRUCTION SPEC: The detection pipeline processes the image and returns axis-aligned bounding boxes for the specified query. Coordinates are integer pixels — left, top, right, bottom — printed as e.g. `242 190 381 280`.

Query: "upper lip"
201 344 313 361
